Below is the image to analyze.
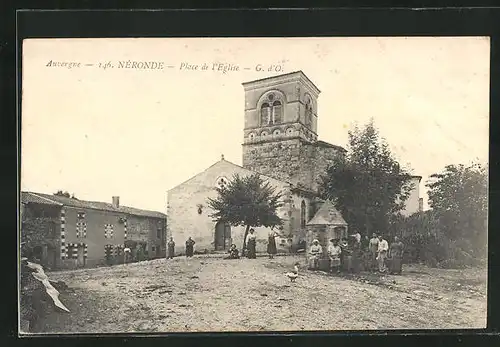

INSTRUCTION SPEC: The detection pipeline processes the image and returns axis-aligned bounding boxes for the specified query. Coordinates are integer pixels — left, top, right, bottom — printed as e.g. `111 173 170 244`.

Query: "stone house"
20 192 166 270
167 71 422 255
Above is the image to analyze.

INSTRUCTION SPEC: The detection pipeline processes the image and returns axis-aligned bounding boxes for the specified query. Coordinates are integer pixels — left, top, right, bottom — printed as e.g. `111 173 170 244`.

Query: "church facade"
166 71 421 254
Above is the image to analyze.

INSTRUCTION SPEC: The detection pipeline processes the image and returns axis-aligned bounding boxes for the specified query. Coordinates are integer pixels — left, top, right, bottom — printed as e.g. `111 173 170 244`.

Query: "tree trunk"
242 225 250 255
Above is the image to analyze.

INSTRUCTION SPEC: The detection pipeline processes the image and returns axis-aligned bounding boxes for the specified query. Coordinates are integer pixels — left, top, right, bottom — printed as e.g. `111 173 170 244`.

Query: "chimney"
419 198 423 212
112 196 120 208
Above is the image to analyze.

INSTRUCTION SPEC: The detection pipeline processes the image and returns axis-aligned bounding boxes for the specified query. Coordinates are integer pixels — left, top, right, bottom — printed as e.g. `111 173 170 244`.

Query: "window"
157 228 162 239
216 176 229 188
104 224 114 239
300 200 307 229
272 101 282 124
260 103 271 125
260 92 284 125
76 221 87 238
305 100 313 128
152 245 156 252
77 211 86 219
48 222 56 237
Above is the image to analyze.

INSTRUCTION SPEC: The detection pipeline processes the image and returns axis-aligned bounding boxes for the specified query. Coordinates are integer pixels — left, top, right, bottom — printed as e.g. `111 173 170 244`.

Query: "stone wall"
242 138 345 191
127 215 166 258
21 216 60 269
309 143 345 191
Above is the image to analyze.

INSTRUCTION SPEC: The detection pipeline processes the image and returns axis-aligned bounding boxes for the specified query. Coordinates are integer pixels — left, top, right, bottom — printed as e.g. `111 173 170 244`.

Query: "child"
224 244 240 259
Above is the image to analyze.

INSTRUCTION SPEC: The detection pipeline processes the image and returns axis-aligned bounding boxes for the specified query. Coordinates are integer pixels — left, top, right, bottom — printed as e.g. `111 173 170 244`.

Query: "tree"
207 173 283 252
53 191 78 199
426 163 488 255
319 119 413 237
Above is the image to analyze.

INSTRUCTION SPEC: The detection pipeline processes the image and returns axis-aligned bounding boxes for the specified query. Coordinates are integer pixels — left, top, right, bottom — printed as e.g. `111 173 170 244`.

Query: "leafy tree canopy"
319 119 413 237
426 163 488 248
207 173 283 250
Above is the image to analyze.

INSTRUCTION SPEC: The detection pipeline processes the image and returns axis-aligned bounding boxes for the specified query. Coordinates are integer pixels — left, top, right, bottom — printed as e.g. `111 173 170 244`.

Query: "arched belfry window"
260 92 284 126
272 101 282 124
261 103 271 125
300 200 307 229
305 98 313 128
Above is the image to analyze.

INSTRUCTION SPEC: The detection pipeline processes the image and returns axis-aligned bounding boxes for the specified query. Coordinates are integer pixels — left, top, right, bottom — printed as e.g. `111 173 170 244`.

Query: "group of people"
308 232 405 275
166 228 279 260
239 228 280 259
166 236 196 259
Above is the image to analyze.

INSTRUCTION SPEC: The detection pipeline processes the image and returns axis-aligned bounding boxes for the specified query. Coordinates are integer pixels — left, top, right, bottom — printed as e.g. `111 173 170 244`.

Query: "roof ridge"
26 192 63 205
22 191 165 217
223 160 292 185
168 158 291 192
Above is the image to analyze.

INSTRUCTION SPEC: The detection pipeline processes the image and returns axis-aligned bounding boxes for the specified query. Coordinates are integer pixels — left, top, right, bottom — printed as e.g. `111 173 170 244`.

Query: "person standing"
327 239 342 273
185 237 195 258
135 244 144 262
267 230 278 259
377 235 389 273
124 247 131 264
389 236 404 275
167 237 175 259
308 239 323 270
245 228 257 259
369 233 379 272
351 236 362 273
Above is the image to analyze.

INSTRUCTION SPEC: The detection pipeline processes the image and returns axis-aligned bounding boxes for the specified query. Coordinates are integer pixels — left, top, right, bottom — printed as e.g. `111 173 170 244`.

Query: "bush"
393 211 485 269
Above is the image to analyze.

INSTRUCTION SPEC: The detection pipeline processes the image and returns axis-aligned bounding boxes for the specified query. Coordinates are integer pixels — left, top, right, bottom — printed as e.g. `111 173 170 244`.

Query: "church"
166 71 421 254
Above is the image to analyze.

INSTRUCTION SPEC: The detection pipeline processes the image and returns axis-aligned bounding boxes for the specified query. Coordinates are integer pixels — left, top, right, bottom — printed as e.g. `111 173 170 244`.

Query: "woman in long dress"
327 239 342 273
377 235 389 273
389 236 404 275
246 228 257 259
308 239 322 270
167 237 175 259
185 237 195 258
267 231 278 259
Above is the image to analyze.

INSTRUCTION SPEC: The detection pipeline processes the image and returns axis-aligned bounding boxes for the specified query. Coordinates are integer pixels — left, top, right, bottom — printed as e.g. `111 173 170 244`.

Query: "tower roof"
242 70 320 96
307 200 347 226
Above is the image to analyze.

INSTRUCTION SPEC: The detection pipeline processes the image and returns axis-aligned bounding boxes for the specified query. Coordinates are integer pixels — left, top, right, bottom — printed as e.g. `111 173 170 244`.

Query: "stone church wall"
243 138 345 191
242 138 304 184
167 160 294 254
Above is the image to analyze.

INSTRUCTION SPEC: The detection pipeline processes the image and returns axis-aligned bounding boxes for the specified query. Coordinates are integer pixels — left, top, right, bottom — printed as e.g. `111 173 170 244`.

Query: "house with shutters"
20 192 167 270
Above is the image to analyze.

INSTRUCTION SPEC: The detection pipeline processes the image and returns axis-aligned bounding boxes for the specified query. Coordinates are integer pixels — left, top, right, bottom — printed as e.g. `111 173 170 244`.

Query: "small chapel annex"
166 71 421 254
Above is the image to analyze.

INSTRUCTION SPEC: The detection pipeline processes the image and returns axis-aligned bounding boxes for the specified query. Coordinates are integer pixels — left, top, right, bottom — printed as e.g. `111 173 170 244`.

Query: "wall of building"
310 144 345 190
21 204 61 270
242 138 345 192
61 206 125 268
243 138 304 185
167 160 294 254
243 74 319 135
127 215 166 258
401 177 421 217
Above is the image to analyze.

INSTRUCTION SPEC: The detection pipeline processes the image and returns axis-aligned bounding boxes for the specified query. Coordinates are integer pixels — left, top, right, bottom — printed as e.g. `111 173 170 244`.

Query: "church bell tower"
241 71 321 186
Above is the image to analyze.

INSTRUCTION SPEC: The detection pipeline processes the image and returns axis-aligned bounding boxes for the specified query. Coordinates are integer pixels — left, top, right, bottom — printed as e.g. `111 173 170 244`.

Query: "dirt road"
32 255 487 333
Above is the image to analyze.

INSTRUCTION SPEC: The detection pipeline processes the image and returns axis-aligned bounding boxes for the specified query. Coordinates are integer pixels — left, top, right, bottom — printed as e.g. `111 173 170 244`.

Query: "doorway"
214 221 231 251
77 244 85 267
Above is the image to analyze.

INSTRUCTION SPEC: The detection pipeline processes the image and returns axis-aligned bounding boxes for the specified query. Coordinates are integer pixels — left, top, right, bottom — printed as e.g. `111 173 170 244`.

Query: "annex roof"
21 192 166 219
307 200 347 226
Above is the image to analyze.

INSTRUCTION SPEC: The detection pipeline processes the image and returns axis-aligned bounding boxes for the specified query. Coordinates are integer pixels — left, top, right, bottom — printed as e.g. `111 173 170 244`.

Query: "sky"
21 37 490 212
